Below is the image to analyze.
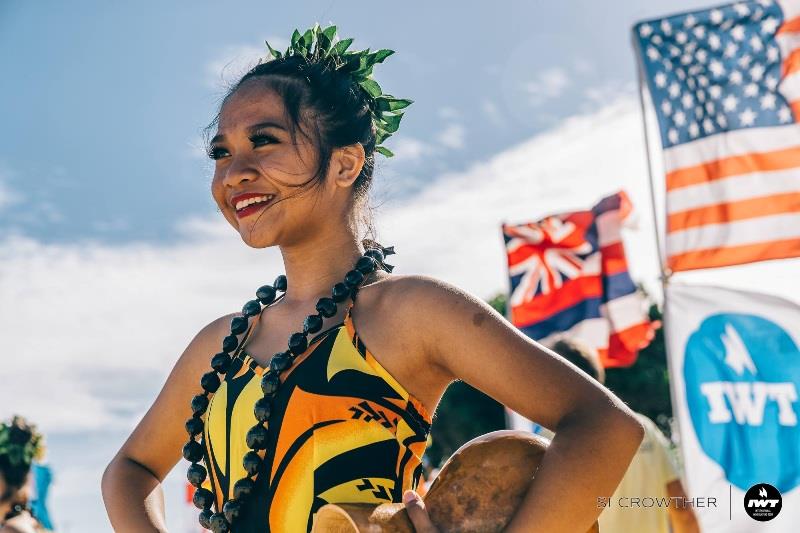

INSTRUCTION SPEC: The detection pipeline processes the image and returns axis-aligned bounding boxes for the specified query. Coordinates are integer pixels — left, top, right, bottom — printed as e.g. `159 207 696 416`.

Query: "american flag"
502 191 657 368
635 0 800 272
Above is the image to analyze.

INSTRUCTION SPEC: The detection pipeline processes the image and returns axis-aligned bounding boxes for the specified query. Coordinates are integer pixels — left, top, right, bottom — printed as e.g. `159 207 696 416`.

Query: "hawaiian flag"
502 191 656 368
634 0 800 272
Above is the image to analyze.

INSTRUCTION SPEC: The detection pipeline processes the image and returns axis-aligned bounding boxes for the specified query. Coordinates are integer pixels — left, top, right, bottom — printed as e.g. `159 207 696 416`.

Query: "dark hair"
205 53 380 240
551 337 605 383
0 456 29 501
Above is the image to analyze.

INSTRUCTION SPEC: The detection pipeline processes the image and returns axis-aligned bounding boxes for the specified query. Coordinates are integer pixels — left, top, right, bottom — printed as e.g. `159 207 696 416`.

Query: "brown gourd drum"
312 430 600 533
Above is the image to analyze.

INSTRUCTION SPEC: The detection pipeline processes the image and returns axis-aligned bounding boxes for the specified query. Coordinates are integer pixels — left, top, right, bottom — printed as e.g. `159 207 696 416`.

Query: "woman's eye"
251 134 277 147
207 146 229 160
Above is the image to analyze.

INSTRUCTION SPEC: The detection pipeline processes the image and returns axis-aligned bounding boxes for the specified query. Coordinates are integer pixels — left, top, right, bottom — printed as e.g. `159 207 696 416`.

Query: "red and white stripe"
663 2 800 272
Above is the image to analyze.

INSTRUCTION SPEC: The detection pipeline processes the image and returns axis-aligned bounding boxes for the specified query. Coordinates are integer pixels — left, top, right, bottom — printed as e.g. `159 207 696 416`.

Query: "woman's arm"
101 314 235 532
405 276 645 533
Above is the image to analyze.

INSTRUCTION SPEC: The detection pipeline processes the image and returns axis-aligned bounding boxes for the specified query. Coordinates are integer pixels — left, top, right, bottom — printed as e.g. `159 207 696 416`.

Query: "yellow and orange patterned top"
202 290 433 532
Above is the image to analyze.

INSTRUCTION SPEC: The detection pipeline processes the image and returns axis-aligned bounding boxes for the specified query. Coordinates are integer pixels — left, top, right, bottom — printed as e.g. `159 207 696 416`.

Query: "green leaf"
376 96 412 112
322 25 337 42
317 32 331 55
352 64 375 80
363 49 394 69
360 78 382 98
302 28 314 49
291 29 302 48
381 112 403 133
339 51 361 72
332 37 354 55
265 40 283 60
375 146 394 157
371 49 394 64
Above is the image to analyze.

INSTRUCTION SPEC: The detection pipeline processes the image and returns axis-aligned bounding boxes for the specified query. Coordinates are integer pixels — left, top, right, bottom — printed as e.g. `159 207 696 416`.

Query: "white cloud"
524 67 571 106
0 165 22 211
582 80 637 112
387 137 432 163
436 123 466 149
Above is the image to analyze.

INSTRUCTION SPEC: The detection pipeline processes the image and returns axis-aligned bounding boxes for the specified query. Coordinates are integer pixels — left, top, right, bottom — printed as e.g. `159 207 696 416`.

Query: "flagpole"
631 28 688 484
632 33 669 291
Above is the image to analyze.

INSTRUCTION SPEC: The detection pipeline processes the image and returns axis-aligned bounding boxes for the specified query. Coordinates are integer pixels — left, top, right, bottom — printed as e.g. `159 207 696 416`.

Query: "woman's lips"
235 198 272 218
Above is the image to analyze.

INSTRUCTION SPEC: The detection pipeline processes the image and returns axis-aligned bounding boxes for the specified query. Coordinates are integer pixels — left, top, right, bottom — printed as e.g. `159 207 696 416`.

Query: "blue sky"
10 1 800 532
0 0 711 244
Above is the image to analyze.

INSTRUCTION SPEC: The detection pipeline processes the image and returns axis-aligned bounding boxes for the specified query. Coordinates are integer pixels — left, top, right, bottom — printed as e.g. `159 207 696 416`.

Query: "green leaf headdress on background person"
263 23 412 158
0 415 45 475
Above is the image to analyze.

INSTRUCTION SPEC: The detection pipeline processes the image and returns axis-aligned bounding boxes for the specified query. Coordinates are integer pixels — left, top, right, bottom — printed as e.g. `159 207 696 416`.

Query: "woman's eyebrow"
210 121 287 145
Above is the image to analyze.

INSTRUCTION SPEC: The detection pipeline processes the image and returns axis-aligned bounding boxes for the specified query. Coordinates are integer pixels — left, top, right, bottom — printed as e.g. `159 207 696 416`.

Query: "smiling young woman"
101 24 644 533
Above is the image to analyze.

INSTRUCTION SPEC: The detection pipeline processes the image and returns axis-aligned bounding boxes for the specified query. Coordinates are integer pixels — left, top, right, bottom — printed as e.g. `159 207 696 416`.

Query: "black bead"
253 397 272 422
185 416 204 436
269 352 292 373
187 462 207 487
192 487 214 509
242 450 263 476
209 512 230 532
316 297 337 318
303 314 323 334
344 269 365 289
199 509 213 528
183 440 204 462
246 423 268 450
273 274 287 291
256 284 277 304
331 282 350 302
288 332 308 355
211 352 232 374
230 315 248 335
355 255 378 274
201 371 221 393
233 477 256 499
221 334 239 353
365 248 384 263
261 372 281 396
242 299 262 318
223 498 243 522
191 394 209 416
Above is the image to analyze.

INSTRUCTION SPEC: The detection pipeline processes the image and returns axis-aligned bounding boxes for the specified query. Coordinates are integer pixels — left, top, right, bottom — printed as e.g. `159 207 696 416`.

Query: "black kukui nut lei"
183 244 394 531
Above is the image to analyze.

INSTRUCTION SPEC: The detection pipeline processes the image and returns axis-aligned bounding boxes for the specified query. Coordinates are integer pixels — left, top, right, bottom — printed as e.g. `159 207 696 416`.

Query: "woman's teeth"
235 195 274 211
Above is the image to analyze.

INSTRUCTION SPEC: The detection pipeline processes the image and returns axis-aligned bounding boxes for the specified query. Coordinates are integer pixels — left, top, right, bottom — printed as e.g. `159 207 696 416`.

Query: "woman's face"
209 78 346 249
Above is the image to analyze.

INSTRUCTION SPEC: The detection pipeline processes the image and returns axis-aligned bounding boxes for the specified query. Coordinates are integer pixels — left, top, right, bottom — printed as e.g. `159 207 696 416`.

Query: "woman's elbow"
609 406 645 451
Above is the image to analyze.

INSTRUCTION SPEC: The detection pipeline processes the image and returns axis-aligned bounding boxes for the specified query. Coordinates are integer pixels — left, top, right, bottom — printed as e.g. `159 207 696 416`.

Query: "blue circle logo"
684 313 800 492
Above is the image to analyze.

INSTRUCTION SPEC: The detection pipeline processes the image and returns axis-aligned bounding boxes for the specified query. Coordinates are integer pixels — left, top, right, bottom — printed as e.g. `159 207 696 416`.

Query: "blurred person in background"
0 416 48 533
547 337 700 533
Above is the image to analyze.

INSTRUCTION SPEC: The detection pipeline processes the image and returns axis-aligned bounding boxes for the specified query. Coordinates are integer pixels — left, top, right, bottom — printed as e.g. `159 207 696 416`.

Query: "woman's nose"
221 155 260 188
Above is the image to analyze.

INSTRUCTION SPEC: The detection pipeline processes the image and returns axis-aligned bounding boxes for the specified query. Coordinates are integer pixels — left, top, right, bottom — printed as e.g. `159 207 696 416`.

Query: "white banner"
665 283 800 531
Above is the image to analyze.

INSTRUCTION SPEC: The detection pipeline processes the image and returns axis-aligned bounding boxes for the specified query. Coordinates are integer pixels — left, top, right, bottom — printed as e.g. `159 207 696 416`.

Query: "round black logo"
743 483 782 521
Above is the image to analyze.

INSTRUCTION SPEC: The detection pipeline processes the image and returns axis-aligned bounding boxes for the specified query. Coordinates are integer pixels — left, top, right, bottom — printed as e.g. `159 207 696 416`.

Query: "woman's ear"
331 143 366 188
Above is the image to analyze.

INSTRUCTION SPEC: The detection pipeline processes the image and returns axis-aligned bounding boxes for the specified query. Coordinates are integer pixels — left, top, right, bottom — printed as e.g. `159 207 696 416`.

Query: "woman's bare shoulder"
368 273 483 312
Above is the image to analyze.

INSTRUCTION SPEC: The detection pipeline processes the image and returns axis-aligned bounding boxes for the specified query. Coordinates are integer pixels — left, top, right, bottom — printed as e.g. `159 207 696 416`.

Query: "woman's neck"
278 231 366 305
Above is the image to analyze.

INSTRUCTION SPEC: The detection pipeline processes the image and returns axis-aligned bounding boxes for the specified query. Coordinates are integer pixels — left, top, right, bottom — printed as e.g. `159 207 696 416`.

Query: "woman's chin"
238 229 275 249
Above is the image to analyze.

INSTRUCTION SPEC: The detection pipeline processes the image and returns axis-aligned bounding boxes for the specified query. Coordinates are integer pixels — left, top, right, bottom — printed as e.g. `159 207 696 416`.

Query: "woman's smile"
230 191 277 218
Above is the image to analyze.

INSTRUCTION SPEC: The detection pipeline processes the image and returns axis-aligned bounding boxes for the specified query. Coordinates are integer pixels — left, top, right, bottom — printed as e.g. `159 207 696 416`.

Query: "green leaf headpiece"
0 415 45 469
264 23 412 158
